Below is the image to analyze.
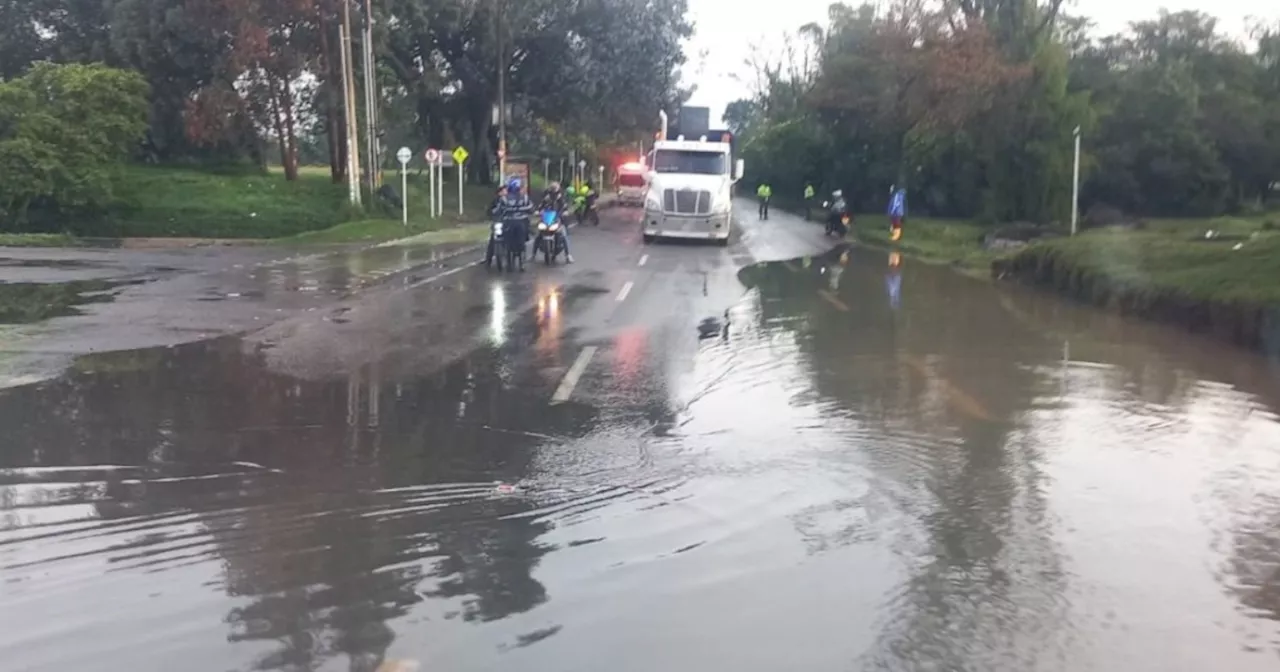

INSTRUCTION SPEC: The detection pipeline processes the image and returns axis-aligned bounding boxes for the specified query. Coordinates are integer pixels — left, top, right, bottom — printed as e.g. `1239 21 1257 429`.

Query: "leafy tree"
0 63 149 226
728 2 1280 222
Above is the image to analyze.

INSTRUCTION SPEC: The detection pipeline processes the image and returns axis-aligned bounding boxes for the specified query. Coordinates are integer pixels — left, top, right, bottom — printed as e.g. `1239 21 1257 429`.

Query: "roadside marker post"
425 148 440 218
396 147 412 226
453 147 469 215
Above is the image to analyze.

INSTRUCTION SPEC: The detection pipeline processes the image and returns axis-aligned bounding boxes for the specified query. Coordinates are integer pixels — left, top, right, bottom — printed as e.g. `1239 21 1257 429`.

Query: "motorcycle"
485 221 506 270
823 199 851 237
574 194 600 226
533 209 566 265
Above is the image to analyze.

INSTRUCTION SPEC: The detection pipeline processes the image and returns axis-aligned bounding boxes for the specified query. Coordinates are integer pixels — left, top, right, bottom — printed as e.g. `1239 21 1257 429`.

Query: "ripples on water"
4 248 1280 671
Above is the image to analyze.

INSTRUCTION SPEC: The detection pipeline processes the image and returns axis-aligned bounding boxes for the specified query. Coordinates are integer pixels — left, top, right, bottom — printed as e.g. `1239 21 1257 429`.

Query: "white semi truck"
641 107 744 245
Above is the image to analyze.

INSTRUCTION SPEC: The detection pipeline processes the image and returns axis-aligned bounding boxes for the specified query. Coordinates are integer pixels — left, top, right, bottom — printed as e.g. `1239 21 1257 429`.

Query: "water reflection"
886 250 901 310
733 244 1280 668
0 337 575 671
5 240 1280 669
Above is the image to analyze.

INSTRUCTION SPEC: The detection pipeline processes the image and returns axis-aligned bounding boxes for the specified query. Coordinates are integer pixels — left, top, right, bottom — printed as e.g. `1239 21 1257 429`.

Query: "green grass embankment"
997 215 1280 352
0 234 80 247
852 214 1002 273
92 164 495 244
106 166 351 238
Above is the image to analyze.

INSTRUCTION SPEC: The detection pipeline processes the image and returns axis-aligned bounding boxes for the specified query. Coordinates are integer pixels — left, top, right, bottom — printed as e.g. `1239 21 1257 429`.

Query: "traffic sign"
578 160 586 168
425 148 440 163
452 146 469 164
396 146 412 164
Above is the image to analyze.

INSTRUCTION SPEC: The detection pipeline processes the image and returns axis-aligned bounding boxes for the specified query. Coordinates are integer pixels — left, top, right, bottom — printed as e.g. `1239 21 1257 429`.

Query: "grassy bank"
997 216 1280 352
105 165 351 238
282 170 496 244
0 233 80 247
1003 223 1280 305
852 214 1001 272
43 164 494 243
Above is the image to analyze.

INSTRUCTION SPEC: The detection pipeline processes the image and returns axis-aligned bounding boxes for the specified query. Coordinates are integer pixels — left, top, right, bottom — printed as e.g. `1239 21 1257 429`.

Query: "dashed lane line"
551 346 598 403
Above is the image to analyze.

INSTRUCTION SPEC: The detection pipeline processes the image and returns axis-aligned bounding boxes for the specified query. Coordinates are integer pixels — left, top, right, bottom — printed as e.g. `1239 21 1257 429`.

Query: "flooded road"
3 208 1280 671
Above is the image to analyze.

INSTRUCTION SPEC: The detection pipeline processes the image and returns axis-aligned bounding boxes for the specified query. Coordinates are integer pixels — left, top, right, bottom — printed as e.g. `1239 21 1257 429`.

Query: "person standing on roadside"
804 183 816 220
756 182 772 220
888 185 906 241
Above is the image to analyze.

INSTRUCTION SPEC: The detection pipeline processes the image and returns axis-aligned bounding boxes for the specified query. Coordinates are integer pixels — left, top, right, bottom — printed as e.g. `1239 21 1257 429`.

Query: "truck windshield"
653 150 726 175
618 173 645 187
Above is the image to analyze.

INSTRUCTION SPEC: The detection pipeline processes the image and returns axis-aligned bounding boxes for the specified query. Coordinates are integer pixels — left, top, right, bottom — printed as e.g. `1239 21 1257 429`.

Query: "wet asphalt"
3 204 1280 671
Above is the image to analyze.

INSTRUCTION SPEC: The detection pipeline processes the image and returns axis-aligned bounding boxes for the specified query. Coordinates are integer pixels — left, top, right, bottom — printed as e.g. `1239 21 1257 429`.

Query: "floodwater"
4 243 1280 671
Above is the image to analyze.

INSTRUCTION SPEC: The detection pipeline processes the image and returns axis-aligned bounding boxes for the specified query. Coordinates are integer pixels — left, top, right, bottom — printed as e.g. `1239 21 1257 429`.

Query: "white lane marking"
406 260 481 289
551 346 598 403
638 254 649 266
616 281 634 302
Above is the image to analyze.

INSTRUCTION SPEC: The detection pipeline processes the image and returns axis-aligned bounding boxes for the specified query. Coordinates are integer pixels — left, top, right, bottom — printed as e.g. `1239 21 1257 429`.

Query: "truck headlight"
645 192 662 211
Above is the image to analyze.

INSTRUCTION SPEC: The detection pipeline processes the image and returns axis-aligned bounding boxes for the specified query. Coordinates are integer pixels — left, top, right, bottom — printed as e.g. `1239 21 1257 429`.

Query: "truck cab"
642 130 744 245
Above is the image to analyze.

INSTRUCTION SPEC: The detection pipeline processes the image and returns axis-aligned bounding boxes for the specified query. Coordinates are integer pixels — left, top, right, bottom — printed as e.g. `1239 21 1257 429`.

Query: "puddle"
0 280 132 324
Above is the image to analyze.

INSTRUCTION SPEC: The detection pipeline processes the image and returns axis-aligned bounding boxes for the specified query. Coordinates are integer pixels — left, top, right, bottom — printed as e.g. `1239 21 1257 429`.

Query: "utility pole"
338 23 360 206
495 0 507 181
363 0 379 192
1071 125 1081 236
341 0 362 205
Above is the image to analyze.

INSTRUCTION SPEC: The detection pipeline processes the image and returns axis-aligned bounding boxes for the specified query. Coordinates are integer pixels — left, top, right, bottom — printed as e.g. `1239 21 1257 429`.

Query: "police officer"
756 182 773 220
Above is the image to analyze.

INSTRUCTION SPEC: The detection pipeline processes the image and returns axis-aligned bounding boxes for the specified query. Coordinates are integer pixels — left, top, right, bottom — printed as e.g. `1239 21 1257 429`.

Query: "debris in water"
494 482 519 495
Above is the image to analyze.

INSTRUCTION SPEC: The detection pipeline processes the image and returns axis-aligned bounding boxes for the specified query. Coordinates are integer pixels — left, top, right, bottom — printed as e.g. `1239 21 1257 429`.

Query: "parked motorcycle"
533 209 567 265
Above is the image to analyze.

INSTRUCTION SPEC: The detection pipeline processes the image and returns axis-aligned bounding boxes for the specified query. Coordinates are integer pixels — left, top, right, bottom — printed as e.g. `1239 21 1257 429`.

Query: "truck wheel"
643 234 655 244
717 237 729 247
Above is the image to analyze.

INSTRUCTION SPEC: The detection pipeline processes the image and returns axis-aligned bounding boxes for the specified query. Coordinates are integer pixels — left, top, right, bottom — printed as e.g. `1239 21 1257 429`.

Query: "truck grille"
663 189 711 215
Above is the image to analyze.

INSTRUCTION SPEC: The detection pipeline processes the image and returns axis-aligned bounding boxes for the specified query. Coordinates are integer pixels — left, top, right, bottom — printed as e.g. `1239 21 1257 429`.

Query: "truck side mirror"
734 159 745 180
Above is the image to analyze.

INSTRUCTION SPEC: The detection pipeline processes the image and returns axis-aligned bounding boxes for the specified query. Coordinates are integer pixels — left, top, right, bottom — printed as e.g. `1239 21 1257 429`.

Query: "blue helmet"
506 177 522 194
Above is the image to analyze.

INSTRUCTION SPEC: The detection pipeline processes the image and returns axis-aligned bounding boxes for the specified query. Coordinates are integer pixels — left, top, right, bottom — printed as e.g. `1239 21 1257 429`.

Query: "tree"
0 63 149 226
724 2 1279 221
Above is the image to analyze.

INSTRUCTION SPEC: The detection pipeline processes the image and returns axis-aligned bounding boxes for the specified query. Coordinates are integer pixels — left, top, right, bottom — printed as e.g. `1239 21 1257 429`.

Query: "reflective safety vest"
757 184 772 198
804 185 815 199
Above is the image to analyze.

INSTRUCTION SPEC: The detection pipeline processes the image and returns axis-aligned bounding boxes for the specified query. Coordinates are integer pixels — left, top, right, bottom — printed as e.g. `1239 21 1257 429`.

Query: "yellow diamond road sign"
452 146 469 164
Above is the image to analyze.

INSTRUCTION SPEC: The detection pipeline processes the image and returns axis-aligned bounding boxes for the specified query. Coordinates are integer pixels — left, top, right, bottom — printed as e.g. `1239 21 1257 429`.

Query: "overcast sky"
682 0 1280 123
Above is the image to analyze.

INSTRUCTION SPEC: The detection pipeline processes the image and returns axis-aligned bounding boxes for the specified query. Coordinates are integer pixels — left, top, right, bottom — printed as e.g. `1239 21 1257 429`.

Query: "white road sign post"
425 148 440 219
396 147 412 226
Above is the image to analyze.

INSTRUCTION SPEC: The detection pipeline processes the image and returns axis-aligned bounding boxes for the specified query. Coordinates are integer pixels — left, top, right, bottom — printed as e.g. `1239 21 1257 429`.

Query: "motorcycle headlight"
492 223 503 234
549 223 560 232
537 222 548 231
